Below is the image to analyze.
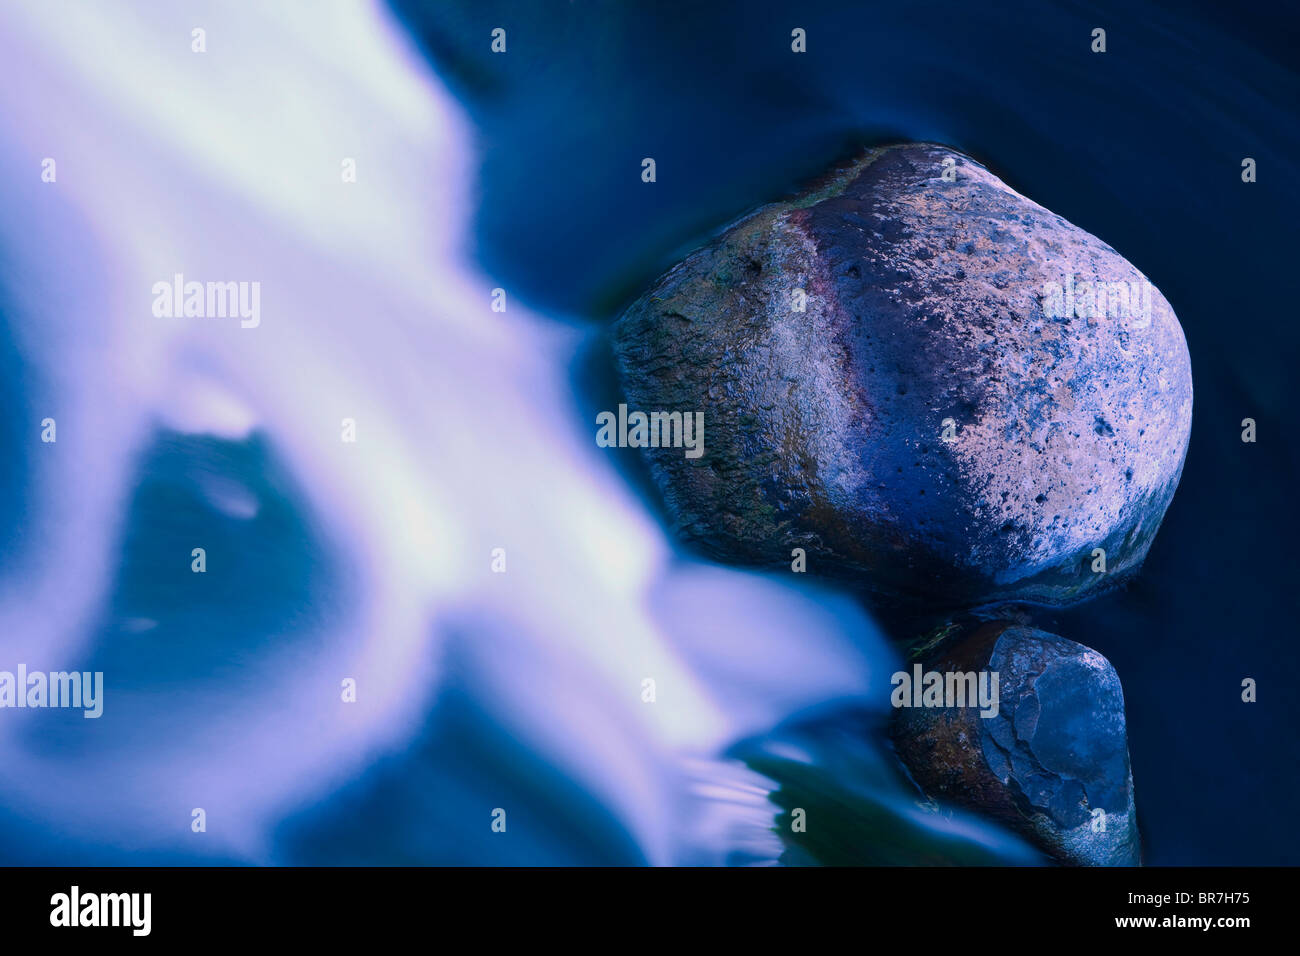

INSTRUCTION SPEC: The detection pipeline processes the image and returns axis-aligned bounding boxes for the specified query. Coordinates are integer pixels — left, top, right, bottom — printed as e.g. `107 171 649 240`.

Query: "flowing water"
1 0 1295 865
0 0 1042 865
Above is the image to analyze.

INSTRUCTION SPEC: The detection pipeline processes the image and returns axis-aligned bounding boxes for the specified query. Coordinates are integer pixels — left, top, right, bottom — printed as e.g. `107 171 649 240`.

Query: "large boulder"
612 143 1191 611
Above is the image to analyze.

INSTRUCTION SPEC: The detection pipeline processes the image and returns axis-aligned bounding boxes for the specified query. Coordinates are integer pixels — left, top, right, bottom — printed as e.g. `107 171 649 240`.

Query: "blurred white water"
0 0 895 864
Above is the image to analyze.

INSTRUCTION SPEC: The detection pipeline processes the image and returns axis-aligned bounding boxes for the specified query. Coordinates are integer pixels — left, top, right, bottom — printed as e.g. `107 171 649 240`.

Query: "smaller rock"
891 621 1140 866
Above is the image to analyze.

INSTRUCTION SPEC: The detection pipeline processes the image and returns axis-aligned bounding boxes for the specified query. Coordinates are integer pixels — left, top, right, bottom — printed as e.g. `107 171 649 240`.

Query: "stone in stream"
611 143 1192 612
891 621 1141 866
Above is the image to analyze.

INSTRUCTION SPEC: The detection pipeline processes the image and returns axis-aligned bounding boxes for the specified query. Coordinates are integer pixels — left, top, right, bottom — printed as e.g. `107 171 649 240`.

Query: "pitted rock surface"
613 144 1192 610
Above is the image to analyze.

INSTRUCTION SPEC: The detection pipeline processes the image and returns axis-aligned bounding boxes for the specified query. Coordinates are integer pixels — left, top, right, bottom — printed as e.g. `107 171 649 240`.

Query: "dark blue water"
393 0 1300 864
